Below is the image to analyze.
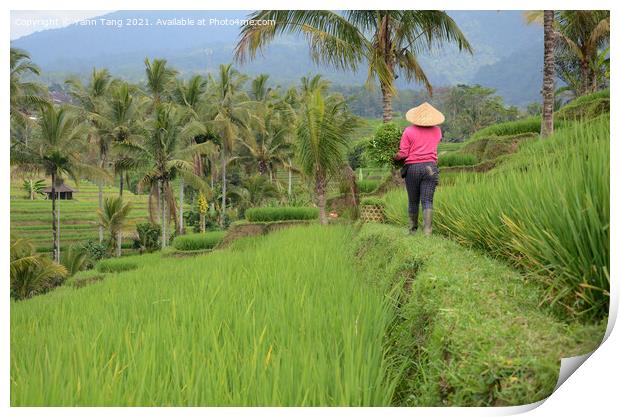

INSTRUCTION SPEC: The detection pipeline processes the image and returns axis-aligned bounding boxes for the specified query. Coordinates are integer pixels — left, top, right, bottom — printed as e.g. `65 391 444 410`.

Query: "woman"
393 102 444 236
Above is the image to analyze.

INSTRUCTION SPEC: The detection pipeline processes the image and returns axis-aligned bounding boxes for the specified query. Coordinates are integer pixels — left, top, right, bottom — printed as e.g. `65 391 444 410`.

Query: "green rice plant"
357 179 380 193
383 118 610 319
470 117 568 140
172 231 226 251
353 224 605 406
556 89 609 121
437 152 477 167
360 196 386 207
245 206 319 222
95 258 139 273
10 225 400 406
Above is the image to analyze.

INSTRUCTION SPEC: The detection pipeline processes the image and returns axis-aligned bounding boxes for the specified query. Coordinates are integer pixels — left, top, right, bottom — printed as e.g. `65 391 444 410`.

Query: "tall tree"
206 64 251 227
235 10 471 122
555 11 610 95
126 103 207 247
296 89 357 224
11 105 105 262
97 196 132 257
144 58 178 106
66 68 113 243
541 10 556 137
10 48 48 130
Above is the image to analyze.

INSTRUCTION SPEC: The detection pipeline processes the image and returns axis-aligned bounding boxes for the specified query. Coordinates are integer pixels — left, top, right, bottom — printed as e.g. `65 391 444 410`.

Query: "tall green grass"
384 118 610 319
469 117 568 140
172 231 226 251
438 152 477 167
245 206 319 222
11 225 399 406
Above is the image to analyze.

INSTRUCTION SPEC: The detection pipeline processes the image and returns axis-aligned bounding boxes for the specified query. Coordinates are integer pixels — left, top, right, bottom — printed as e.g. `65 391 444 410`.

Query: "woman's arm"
394 129 411 161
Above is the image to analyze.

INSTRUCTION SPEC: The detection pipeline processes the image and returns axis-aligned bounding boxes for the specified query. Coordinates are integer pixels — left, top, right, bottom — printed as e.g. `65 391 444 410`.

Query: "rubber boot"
423 208 433 236
408 212 418 234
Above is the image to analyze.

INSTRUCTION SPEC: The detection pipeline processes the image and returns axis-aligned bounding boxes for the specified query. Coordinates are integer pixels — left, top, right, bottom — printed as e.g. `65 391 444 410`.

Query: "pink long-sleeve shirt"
395 125 442 164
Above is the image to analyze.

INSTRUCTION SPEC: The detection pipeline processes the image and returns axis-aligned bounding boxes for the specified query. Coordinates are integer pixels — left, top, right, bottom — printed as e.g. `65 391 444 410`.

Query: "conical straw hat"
405 102 445 126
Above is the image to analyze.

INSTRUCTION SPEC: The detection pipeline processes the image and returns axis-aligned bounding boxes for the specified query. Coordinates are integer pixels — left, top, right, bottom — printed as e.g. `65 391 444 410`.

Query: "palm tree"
555 11 610 95
296 89 357 224
541 10 555 137
10 235 67 300
173 75 214 234
125 103 207 247
97 196 132 257
144 58 178 106
10 48 48 130
10 105 104 262
235 11 471 122
205 64 251 227
98 81 147 197
66 68 113 243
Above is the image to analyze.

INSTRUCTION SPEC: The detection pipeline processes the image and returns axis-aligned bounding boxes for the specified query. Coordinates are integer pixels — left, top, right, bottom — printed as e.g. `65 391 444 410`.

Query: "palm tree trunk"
316 173 328 226
51 172 59 262
119 169 124 197
220 151 227 228
116 231 122 257
380 82 393 123
98 180 104 243
287 158 293 197
541 10 555 138
159 180 166 248
179 177 185 234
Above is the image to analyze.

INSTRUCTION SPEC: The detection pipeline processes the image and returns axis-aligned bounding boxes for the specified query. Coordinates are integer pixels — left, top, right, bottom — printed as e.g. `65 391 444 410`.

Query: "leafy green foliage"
171 231 226 251
133 222 161 253
245 207 319 222
366 122 402 168
22 178 45 200
10 235 67 300
59 245 88 277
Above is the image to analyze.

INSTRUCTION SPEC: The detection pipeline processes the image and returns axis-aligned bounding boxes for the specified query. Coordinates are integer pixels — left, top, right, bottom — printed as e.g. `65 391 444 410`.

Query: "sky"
11 10 111 40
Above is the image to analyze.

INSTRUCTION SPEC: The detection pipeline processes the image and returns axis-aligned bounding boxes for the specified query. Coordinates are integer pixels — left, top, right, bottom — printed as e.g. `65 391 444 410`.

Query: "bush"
366 122 403 168
133 222 161 253
245 207 319 222
80 240 107 269
438 153 477 167
60 245 88 276
353 224 605 406
96 258 139 273
384 118 610 320
172 231 226 251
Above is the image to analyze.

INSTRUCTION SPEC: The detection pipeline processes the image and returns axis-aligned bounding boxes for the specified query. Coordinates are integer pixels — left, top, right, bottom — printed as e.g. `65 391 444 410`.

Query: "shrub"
357 179 380 194
80 240 107 269
366 122 403 168
60 245 88 276
438 153 477 167
245 207 319 222
133 222 161 253
384 118 610 320
172 231 226 251
96 258 139 273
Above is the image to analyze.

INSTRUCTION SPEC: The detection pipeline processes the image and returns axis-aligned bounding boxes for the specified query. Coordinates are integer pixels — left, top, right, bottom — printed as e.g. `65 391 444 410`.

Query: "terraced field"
10 180 150 253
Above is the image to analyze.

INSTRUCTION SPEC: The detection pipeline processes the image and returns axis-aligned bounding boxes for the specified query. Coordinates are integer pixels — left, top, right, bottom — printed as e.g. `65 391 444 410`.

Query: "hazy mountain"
11 10 543 106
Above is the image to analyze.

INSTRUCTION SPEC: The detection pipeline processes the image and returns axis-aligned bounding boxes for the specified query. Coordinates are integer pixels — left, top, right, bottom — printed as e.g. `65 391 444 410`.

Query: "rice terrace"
9 9 610 408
